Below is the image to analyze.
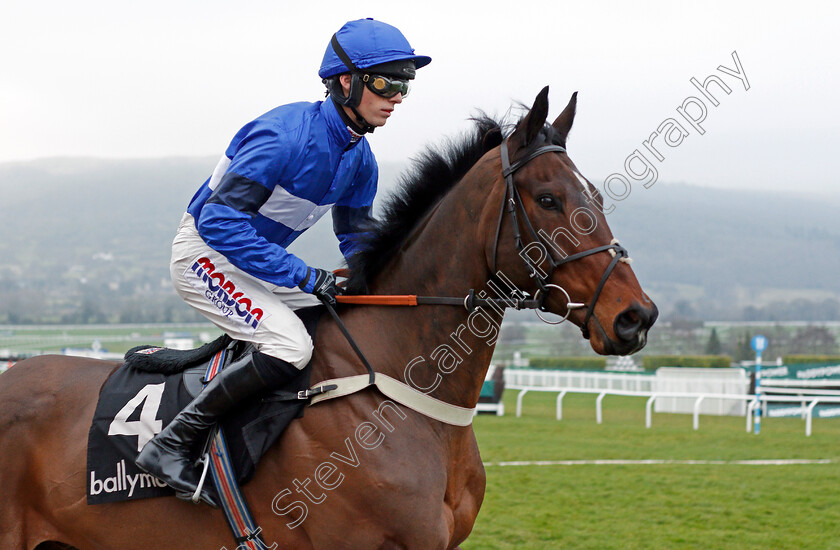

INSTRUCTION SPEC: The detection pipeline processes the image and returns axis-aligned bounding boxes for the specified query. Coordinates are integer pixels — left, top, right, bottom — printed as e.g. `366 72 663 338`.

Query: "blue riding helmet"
320 18 431 129
318 18 431 79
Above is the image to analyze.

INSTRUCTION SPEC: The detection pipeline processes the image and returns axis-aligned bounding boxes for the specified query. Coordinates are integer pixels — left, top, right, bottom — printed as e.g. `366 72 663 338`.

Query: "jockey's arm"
332 161 378 260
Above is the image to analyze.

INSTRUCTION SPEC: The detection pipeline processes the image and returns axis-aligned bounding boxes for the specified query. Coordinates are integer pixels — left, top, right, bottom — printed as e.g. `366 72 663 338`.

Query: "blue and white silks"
186 98 377 293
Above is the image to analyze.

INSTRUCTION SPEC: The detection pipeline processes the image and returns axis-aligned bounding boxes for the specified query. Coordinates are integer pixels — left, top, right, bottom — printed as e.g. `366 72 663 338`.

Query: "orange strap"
336 295 419 306
331 270 419 306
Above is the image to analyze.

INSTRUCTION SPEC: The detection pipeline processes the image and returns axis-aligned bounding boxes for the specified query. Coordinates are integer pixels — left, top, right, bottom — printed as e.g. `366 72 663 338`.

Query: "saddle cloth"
86 306 322 505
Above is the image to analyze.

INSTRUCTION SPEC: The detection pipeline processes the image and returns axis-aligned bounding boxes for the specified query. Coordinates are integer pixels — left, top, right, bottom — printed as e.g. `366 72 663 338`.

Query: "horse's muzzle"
612 302 659 354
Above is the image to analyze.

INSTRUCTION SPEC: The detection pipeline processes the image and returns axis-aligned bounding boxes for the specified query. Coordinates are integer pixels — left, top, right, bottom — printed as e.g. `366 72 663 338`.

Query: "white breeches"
170 213 320 369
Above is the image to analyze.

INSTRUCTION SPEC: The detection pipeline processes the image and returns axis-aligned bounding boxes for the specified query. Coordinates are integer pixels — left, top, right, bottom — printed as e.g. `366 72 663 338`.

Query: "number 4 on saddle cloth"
86 305 326 507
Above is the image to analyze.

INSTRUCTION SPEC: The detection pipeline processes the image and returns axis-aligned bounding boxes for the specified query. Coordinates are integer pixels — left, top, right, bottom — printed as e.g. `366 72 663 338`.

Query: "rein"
336 292 541 311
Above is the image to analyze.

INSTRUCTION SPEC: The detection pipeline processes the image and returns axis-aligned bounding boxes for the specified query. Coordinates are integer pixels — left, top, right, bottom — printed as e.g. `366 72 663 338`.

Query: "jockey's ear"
508 86 549 152
551 92 577 148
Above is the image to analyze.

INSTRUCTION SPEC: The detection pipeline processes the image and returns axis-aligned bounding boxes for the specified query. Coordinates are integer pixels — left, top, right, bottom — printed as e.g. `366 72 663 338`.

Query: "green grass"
464 392 840 549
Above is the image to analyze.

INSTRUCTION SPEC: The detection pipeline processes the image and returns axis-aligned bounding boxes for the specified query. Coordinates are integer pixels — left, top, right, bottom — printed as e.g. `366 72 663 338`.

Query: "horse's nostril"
614 303 656 342
613 303 657 344
615 310 642 342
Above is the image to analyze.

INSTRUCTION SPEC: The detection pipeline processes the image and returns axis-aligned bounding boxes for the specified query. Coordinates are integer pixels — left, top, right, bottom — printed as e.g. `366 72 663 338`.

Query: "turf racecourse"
463 392 840 549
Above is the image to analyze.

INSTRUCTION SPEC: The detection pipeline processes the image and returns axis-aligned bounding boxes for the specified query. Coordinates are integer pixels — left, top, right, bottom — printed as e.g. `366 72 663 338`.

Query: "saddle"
122 333 234 376
87 306 324 505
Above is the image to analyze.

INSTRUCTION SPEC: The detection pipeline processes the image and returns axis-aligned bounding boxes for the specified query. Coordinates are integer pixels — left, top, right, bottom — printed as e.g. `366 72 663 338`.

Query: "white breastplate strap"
308 373 475 426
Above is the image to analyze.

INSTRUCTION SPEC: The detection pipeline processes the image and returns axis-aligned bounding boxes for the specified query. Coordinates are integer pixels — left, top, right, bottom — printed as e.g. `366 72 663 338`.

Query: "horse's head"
483 87 657 355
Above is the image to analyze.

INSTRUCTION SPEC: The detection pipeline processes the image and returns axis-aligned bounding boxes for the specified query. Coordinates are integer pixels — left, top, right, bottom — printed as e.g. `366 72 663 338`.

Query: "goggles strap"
330 34 358 72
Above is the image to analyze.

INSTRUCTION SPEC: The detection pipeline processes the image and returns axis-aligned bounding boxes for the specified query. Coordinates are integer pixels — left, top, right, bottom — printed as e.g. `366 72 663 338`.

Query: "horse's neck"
323 172 503 409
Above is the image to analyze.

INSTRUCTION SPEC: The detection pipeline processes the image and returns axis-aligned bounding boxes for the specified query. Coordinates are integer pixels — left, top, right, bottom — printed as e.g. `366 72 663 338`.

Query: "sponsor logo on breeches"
89 459 169 498
186 256 264 333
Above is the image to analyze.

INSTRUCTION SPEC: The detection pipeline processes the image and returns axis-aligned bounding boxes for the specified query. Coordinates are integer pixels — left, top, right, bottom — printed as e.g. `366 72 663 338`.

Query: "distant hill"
0 157 837 323
605 182 840 317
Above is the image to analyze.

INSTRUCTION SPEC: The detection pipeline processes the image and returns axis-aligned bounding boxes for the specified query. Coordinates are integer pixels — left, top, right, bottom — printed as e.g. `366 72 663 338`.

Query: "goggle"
362 74 411 98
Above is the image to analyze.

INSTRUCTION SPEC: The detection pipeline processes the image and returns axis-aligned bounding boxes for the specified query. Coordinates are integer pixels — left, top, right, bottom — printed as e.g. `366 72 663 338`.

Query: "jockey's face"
340 74 403 128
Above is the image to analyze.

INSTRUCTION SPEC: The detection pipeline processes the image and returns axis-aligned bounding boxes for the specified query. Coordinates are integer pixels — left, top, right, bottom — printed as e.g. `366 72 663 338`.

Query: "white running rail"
504 369 654 392
508 385 840 436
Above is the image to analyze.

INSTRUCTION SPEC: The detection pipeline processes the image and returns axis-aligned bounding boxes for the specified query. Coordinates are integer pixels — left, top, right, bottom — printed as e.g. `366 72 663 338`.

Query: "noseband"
491 137 629 339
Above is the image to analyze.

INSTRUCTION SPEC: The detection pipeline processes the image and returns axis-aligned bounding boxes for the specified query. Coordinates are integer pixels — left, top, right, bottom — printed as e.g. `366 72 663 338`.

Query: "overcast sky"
2 0 838 196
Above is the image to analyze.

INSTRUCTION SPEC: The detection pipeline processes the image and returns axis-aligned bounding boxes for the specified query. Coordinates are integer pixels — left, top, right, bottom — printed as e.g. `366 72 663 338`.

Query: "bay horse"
0 87 657 550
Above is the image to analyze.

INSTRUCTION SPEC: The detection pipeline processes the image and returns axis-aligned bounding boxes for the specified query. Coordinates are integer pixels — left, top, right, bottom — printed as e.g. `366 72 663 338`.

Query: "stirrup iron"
192 451 212 504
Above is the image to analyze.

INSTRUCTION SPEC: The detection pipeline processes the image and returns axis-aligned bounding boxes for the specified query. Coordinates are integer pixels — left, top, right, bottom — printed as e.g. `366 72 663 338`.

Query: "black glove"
298 267 339 305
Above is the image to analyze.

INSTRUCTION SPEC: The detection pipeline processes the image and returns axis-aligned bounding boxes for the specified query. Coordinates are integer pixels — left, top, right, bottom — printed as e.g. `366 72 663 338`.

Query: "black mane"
343 114 567 294
344 116 505 293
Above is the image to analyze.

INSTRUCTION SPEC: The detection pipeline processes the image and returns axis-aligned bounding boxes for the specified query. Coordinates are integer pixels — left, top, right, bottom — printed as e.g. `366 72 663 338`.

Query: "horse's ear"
509 86 550 151
482 127 503 151
551 92 577 147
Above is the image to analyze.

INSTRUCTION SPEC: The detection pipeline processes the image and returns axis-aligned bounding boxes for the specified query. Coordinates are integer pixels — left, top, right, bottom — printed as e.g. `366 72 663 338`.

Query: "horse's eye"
537 194 559 210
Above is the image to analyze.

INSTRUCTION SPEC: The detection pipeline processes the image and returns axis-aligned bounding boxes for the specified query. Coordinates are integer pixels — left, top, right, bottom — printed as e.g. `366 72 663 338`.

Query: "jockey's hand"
299 267 340 306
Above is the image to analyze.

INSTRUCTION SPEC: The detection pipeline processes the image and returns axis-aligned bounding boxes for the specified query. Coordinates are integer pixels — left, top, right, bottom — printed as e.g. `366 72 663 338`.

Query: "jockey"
136 18 430 506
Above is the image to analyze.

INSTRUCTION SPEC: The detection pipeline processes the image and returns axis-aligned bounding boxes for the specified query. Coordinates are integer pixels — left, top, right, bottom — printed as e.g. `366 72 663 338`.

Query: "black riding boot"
135 351 299 506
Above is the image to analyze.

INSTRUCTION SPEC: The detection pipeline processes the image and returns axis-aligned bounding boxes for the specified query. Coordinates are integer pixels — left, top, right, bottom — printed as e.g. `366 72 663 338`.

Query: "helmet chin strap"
331 96 374 136
326 34 383 135
348 106 375 134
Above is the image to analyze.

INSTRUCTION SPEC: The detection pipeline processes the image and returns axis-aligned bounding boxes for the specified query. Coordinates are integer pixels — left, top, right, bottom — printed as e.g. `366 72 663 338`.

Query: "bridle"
489 137 630 339
333 135 631 342
327 134 632 382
